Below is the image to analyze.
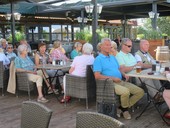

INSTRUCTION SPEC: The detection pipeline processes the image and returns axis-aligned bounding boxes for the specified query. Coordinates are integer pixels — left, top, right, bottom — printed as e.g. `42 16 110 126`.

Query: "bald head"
140 40 149 52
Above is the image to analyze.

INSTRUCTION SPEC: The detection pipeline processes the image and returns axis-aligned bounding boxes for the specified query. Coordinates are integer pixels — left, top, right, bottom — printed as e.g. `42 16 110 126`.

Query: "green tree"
157 16 170 36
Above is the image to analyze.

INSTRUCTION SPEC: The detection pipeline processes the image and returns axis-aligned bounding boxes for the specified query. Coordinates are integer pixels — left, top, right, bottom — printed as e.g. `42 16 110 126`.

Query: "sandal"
37 97 49 103
60 96 71 103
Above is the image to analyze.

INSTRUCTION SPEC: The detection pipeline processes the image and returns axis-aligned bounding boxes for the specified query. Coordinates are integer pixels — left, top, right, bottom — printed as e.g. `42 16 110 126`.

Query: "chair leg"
27 85 31 100
86 98 88 109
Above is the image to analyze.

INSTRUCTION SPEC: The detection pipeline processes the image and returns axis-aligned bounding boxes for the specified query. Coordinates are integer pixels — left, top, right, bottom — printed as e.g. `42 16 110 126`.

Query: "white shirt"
0 52 10 66
71 54 94 77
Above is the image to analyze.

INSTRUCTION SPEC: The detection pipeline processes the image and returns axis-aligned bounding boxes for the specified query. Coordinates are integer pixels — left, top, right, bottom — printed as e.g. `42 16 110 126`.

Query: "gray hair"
74 42 82 48
111 41 117 49
100 38 111 45
120 38 131 45
17 44 28 55
82 43 93 54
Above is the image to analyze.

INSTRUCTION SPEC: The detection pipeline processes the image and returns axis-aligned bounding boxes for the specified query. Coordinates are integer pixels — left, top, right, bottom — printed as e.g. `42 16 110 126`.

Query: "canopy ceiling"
0 0 170 21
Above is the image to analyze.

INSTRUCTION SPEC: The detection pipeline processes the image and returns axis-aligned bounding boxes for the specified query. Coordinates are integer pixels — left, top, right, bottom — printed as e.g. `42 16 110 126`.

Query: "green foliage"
8 32 25 43
75 29 107 43
137 34 145 39
157 17 170 36
146 29 162 40
96 29 108 41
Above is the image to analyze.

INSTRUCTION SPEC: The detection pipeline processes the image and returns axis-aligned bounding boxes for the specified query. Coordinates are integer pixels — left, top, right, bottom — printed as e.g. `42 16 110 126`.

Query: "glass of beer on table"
136 66 141 74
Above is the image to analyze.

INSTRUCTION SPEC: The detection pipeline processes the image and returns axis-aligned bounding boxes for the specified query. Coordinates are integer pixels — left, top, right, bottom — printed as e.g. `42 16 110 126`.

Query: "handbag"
97 78 117 118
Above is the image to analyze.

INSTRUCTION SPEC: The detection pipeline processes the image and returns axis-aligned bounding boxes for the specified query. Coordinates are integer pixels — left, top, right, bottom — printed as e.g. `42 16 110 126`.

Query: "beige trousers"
26 70 43 87
114 81 144 108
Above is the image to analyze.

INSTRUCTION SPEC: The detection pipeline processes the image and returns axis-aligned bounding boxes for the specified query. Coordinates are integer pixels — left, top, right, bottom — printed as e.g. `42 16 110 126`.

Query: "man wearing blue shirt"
93 38 144 120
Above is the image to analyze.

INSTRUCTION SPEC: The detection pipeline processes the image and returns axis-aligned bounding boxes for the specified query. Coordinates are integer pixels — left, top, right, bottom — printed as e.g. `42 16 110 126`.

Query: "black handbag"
97 78 117 118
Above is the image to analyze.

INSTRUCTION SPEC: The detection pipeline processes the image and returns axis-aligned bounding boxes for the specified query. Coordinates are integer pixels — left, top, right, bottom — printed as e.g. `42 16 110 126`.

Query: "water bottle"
156 61 160 74
52 58 56 66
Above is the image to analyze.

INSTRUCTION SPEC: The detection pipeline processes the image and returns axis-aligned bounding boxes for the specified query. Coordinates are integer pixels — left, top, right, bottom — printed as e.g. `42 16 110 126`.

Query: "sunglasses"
7 47 13 49
124 44 132 48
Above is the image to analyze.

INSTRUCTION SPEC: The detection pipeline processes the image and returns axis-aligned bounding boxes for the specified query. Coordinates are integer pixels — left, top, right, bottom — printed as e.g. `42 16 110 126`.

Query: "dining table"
126 68 169 125
36 61 72 101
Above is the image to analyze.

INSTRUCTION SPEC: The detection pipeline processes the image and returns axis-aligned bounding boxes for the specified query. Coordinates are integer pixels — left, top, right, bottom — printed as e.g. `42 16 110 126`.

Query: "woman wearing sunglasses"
6 44 17 61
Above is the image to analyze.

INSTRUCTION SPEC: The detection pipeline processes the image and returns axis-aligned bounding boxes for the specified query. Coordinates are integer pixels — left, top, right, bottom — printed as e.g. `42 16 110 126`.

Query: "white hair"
17 44 28 55
111 41 117 49
101 38 111 45
82 43 93 54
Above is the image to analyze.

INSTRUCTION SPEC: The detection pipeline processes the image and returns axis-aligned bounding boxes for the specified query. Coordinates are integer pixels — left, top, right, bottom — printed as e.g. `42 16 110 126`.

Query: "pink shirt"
50 48 68 61
71 54 94 77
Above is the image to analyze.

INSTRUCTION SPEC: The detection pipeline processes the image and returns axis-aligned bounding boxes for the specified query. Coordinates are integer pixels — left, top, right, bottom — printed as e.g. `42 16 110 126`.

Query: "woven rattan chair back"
76 111 125 128
96 79 120 105
21 101 52 128
16 72 35 99
0 61 9 96
65 65 96 109
0 61 4 95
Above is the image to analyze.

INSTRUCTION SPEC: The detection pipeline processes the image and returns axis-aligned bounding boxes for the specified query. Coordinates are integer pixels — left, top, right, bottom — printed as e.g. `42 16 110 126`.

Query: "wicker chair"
21 101 52 128
16 72 35 99
76 111 125 128
96 79 120 106
0 61 9 96
65 65 96 109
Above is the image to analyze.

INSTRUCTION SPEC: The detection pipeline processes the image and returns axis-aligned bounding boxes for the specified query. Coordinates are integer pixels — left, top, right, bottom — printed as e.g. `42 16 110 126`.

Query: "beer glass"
136 66 141 74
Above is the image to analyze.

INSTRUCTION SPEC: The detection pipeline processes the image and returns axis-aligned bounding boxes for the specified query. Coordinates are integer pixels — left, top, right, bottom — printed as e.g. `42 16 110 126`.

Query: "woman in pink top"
61 43 95 103
50 41 69 62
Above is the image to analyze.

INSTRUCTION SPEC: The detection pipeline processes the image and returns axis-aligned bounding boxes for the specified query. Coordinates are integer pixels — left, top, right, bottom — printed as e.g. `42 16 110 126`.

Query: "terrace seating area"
0 91 169 128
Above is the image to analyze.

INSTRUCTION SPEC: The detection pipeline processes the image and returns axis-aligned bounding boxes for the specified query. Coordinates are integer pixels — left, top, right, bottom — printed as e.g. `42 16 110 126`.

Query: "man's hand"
124 74 129 81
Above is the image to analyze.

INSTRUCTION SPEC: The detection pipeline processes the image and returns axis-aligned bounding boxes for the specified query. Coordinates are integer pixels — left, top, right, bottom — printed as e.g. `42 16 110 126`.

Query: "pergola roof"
36 0 170 20
0 0 170 21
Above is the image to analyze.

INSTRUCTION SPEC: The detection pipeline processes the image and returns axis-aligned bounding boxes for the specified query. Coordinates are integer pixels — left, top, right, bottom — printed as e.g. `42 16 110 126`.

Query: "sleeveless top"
36 51 50 64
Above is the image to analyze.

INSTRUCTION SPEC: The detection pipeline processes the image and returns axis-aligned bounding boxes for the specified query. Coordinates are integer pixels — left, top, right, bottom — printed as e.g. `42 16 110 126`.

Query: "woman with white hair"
14 44 48 103
61 43 94 103
70 42 82 59
110 41 118 56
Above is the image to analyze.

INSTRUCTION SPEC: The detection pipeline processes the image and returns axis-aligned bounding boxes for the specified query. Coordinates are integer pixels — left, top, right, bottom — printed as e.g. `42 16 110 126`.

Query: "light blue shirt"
93 53 122 79
0 52 10 66
14 56 35 71
6 52 17 60
70 49 81 59
116 51 137 66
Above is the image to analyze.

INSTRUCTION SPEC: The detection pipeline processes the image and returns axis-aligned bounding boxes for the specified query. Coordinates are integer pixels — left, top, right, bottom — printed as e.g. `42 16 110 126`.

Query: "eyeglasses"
124 44 132 48
7 47 13 49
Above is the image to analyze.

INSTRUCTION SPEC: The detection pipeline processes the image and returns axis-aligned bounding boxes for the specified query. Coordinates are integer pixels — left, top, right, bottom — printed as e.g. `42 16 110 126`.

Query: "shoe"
48 89 53 94
117 108 122 118
37 97 49 103
65 96 71 101
154 93 164 103
123 111 131 120
60 96 71 103
164 112 170 119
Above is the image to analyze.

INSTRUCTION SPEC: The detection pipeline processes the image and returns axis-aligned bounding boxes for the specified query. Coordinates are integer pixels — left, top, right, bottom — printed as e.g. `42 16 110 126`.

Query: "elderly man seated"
116 38 162 98
93 38 144 120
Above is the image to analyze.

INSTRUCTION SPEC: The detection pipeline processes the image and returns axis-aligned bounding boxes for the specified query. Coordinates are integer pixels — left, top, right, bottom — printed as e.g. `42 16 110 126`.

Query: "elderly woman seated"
50 40 69 62
6 44 17 61
34 42 58 94
61 43 95 103
70 42 82 59
14 44 48 103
